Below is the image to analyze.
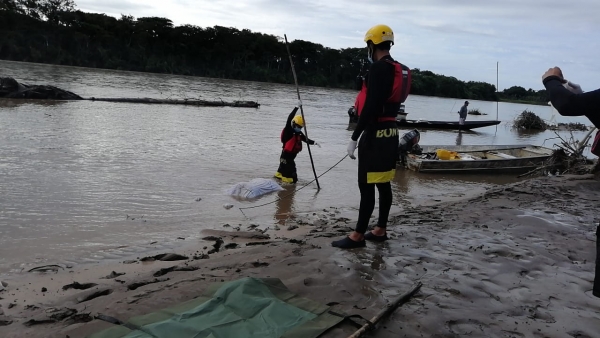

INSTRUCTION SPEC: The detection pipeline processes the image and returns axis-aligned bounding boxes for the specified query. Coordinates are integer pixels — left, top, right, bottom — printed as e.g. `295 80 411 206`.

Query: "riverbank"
0 173 598 337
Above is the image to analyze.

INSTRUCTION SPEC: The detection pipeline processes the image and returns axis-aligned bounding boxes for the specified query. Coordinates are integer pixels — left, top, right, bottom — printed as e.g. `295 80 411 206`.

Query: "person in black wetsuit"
332 24 411 249
274 107 319 184
543 66 600 298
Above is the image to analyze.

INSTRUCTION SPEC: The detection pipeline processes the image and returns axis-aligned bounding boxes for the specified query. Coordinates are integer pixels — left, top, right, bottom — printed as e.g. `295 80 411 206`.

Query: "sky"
75 0 600 91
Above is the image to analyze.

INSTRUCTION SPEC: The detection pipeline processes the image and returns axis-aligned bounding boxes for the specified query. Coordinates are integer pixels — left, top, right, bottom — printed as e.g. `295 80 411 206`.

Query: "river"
0 60 592 276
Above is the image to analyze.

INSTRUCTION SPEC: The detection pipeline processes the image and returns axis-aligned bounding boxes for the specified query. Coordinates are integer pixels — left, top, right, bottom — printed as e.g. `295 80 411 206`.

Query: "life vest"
354 82 368 117
384 59 411 104
281 130 303 154
353 59 411 117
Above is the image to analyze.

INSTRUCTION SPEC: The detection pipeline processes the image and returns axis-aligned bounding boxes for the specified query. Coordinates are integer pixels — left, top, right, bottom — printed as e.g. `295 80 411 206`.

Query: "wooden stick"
347 282 423 338
576 127 597 154
284 34 320 190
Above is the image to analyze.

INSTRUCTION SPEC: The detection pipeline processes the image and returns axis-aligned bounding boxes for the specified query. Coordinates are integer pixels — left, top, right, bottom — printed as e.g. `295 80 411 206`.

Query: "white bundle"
226 178 284 199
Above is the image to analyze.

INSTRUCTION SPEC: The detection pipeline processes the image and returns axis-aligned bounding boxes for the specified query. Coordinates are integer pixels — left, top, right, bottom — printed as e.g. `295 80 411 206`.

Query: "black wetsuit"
351 55 407 234
275 108 314 184
543 76 600 127
543 75 600 297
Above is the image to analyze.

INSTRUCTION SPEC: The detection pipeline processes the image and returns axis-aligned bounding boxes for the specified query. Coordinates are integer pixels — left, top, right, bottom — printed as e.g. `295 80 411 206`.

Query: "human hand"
542 67 565 82
313 142 321 148
347 140 357 159
564 80 583 94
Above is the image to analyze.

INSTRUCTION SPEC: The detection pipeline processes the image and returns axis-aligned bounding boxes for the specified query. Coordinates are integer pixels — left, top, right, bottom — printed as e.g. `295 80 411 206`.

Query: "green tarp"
89 277 345 338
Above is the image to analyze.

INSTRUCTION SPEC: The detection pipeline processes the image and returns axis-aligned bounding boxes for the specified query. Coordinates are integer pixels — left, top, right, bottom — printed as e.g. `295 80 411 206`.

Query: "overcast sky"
75 0 600 91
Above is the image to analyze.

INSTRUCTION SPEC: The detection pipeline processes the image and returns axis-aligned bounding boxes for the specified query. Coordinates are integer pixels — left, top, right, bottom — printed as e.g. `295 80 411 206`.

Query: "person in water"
333 24 412 249
274 107 319 184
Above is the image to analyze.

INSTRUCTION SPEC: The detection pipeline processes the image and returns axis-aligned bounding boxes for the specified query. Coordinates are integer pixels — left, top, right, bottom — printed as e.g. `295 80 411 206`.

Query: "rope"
238 155 349 217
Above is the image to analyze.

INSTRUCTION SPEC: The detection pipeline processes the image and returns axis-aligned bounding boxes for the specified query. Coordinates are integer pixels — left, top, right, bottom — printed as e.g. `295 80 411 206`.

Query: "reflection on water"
455 131 463 146
0 60 594 275
274 185 297 225
392 167 522 206
0 98 69 108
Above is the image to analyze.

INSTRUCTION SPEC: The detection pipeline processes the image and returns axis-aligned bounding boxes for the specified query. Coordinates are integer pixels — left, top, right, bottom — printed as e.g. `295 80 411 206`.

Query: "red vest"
354 60 411 115
281 130 302 154
385 59 411 104
354 82 368 116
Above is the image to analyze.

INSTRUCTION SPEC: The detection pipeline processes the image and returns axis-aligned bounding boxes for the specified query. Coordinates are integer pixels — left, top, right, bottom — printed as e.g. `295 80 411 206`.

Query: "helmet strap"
367 44 374 64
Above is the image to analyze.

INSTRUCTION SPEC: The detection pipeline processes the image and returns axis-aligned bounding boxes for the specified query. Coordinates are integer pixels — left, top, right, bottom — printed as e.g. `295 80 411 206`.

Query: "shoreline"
1 174 599 337
1 59 547 105
0 178 488 278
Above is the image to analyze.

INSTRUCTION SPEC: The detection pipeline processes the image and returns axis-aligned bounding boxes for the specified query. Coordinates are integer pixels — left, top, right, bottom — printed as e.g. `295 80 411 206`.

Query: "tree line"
0 0 547 103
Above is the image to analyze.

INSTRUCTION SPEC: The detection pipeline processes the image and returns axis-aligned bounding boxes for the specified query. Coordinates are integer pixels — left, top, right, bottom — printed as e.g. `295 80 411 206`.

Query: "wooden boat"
403 144 554 173
397 119 500 130
347 107 500 130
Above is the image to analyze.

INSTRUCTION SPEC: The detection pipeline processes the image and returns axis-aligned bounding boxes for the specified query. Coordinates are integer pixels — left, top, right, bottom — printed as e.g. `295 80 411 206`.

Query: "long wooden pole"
496 61 499 121
347 282 423 338
284 34 320 190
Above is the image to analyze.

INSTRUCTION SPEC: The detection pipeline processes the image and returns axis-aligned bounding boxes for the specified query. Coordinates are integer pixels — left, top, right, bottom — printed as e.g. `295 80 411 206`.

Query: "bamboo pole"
494 62 500 134
347 282 423 338
283 34 320 190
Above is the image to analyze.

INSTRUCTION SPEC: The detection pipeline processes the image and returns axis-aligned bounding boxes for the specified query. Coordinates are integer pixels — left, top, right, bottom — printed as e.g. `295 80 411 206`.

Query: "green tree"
0 3 546 103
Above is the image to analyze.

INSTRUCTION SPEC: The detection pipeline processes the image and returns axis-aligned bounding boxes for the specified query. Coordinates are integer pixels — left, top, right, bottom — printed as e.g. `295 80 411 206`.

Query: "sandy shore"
1 174 599 338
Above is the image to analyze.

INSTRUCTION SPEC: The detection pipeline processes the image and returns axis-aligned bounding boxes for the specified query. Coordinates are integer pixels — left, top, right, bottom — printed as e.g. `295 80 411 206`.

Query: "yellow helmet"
364 24 394 45
292 115 304 127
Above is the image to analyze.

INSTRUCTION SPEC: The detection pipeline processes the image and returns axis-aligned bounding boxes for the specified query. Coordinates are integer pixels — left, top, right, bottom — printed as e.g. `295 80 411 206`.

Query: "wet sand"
0 174 599 338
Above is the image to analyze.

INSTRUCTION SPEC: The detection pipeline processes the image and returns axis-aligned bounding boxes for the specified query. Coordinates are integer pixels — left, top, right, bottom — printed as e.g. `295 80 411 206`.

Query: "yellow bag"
436 149 461 160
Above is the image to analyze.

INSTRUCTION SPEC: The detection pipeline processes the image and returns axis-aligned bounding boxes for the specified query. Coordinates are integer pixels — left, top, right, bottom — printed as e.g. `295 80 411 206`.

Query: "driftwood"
1 77 260 108
347 282 422 338
1 77 82 100
512 110 548 130
549 122 589 131
467 109 487 116
512 109 591 132
85 97 260 108
520 128 598 178
27 264 65 273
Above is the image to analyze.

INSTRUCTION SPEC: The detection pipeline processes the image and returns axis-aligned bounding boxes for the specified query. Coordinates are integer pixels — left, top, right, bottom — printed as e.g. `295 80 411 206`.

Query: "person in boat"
397 129 421 166
274 107 319 184
458 101 469 125
332 24 412 249
542 66 600 298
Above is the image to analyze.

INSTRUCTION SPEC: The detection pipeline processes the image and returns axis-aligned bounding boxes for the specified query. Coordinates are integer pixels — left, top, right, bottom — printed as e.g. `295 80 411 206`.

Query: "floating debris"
512 110 547 130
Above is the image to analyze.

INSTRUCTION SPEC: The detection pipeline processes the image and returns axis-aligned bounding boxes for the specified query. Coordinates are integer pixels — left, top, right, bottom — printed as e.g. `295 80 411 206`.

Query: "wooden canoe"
397 119 501 130
347 110 500 130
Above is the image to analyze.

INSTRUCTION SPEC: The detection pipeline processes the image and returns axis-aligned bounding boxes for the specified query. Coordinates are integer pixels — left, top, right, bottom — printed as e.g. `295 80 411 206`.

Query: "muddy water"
0 60 593 275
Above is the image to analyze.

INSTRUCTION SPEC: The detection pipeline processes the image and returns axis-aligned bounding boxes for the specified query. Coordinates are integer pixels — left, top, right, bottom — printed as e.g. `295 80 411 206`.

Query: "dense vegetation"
0 0 547 104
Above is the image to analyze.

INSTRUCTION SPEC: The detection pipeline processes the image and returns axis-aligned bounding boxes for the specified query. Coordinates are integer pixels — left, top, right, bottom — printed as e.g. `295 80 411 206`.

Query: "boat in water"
396 119 500 130
347 105 501 130
402 144 554 174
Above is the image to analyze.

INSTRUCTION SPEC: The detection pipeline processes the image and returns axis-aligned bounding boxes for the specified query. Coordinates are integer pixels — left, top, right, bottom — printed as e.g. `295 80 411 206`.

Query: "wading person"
542 66 600 298
458 101 469 125
332 24 411 249
274 107 319 184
